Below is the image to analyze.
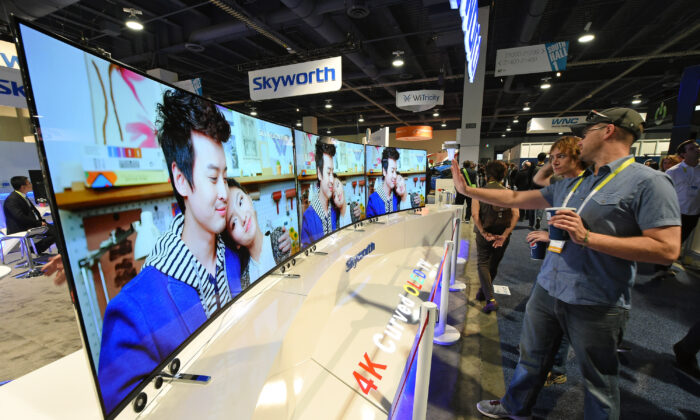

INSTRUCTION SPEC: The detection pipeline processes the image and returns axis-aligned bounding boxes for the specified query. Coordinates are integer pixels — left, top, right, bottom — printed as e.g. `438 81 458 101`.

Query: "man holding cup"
451 108 681 420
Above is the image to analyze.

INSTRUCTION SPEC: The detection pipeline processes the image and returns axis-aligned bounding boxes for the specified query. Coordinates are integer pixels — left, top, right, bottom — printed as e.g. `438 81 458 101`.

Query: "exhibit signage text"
396 89 444 112
346 242 376 272
450 0 481 83
495 42 569 77
249 56 342 101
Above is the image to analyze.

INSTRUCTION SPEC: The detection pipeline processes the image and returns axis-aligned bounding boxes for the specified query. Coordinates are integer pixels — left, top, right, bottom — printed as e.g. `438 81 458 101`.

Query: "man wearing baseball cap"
451 107 681 419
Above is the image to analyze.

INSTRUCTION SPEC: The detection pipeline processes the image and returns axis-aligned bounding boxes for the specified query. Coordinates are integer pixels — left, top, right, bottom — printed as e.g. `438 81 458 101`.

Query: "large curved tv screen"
294 130 366 249
365 145 427 217
15 20 300 418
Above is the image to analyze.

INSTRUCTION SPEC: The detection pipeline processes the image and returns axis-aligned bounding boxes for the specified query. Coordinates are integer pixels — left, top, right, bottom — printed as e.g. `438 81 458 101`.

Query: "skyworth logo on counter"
249 56 342 101
346 242 375 272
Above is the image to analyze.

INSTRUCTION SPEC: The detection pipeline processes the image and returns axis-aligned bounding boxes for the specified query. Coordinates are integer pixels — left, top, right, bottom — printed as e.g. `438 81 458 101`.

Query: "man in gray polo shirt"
451 108 681 420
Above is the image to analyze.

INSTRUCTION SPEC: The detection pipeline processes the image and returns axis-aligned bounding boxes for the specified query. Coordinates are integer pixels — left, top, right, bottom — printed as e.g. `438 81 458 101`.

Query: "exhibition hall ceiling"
2 0 700 145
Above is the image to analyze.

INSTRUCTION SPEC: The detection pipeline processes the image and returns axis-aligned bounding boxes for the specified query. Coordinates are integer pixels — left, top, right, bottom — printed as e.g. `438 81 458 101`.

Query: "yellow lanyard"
562 157 635 213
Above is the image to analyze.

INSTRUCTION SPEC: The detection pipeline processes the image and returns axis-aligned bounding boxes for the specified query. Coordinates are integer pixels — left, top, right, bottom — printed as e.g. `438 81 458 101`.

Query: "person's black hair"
315 139 336 179
223 177 250 274
156 89 230 213
10 176 28 191
537 152 547 162
677 139 698 155
485 161 507 181
462 160 472 169
381 147 400 173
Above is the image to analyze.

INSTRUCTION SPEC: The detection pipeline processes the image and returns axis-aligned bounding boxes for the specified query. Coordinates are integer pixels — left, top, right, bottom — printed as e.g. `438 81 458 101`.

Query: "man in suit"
3 175 55 253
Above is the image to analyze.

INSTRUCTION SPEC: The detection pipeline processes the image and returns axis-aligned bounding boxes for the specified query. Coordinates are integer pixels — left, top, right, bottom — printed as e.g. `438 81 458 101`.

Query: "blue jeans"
501 284 628 420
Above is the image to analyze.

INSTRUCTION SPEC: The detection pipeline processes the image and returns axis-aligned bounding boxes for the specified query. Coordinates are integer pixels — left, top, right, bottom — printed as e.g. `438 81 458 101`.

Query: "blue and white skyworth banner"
248 56 342 101
495 42 569 77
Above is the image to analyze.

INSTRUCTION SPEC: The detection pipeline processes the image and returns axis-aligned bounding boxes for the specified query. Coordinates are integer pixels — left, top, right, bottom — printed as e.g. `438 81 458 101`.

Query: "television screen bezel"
12 17 303 419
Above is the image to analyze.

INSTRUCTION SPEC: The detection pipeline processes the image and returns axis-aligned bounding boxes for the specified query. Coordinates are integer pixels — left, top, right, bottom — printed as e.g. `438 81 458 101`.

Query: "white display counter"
0 205 458 419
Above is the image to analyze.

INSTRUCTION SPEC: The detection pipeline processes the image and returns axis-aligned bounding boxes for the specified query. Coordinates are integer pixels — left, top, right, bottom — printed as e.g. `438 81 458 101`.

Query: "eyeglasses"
582 125 608 137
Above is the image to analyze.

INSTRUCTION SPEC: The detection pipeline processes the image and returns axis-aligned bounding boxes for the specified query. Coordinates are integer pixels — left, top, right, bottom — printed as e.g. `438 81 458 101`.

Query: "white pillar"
413 301 437 420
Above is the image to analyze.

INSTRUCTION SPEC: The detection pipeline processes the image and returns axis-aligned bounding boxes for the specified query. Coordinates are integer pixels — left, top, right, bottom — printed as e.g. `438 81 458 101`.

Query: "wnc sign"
527 114 647 134
248 57 342 101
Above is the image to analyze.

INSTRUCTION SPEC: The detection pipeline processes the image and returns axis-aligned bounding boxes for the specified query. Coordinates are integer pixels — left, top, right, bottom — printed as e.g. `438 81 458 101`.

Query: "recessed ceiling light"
250 110 258 116
631 95 642 105
324 100 332 109
326 129 331 134
556 72 561 77
358 114 364 123
441 122 447 127
432 110 440 117
295 120 302 127
513 118 519 123
296 108 300 112
558 132 563 135
578 34 595 43
540 82 551 90
506 127 511 132
501 134 506 137
522 103 531 111
695 105 700 111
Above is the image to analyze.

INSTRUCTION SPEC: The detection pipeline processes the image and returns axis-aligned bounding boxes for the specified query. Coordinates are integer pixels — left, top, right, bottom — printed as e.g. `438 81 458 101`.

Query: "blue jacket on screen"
366 191 399 218
300 205 337 248
97 248 241 414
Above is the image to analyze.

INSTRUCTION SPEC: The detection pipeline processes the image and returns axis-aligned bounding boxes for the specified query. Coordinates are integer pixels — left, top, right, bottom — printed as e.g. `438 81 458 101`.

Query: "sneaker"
673 342 700 379
544 372 567 386
483 300 499 314
476 287 486 301
476 400 531 419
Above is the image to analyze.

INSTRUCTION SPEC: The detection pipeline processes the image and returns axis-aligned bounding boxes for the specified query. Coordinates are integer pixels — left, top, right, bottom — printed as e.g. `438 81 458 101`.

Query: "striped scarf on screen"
310 187 332 234
144 213 232 317
376 181 394 213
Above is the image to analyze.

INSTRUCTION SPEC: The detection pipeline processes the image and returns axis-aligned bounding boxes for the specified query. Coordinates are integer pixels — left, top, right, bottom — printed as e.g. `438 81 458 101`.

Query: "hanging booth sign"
248 56 342 101
450 0 481 83
396 126 432 141
495 42 569 77
396 90 444 112
0 66 27 109
0 40 19 69
527 113 647 134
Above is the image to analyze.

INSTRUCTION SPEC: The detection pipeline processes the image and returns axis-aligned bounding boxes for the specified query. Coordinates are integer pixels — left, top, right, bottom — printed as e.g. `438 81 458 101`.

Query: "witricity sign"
396 90 444 112
450 0 481 83
248 56 342 101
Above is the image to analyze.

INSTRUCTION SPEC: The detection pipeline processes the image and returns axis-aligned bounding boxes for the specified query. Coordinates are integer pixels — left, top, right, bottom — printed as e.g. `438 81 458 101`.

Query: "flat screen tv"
15 19 300 418
365 145 427 217
294 130 366 250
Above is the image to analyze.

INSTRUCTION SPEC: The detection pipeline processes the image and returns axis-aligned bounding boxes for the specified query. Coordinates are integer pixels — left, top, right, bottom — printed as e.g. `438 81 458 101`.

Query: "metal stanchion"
413 301 437 420
434 240 460 345
450 217 466 292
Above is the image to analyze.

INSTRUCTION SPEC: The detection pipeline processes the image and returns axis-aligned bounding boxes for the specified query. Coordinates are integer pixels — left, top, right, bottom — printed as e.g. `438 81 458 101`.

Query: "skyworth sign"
249 56 342 101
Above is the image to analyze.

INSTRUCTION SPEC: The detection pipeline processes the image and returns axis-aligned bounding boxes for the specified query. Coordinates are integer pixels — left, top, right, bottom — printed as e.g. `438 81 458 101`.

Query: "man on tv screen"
97 90 242 413
367 147 401 217
300 140 337 247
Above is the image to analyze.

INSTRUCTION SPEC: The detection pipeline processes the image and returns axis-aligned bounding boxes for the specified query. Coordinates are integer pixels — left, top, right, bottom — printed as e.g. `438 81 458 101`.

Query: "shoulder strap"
462 168 475 187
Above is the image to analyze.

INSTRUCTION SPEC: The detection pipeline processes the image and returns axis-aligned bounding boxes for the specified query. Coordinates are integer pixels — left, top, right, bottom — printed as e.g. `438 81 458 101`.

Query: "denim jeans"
502 284 629 420
475 230 510 301
551 334 570 376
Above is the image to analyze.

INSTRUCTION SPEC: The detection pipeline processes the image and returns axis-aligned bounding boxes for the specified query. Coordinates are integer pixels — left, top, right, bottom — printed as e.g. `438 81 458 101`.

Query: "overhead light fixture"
513 117 519 123
326 128 332 134
324 99 332 109
501 134 506 137
556 72 561 77
506 127 511 132
540 82 551 90
578 22 594 43
123 8 144 31
295 120 302 127
250 107 258 116
695 105 700 111
392 50 405 67
432 110 440 117
522 102 531 111
558 132 563 135
358 114 364 123
441 122 447 127
296 108 300 112
631 94 642 105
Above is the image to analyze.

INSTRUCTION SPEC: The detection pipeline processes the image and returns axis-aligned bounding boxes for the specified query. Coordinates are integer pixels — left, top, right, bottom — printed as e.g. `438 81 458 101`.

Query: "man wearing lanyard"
451 108 681 420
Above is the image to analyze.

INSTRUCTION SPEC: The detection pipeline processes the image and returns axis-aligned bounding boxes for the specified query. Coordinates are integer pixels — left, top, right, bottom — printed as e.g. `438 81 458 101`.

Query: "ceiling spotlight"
296 108 300 112
631 95 642 105
326 129 332 134
540 78 551 90
522 102 531 111
441 122 447 127
358 114 365 123
513 117 519 123
250 107 258 116
506 127 511 132
432 110 440 117
392 50 405 67
324 99 332 109
558 132 563 135
501 134 506 137
295 120 302 127
556 72 561 77
123 8 144 31
578 22 594 43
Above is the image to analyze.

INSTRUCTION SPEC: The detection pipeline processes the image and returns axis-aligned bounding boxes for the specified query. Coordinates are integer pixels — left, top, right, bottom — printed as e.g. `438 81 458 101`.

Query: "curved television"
294 130 366 250
14 19 300 418
365 145 427 217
